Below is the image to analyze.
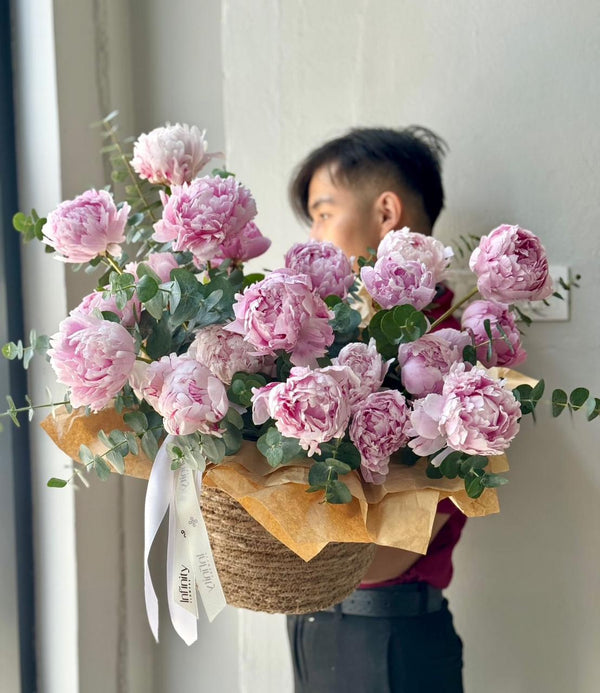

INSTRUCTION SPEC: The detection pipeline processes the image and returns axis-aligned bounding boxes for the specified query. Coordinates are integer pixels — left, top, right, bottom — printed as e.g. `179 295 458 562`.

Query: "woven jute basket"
201 486 376 614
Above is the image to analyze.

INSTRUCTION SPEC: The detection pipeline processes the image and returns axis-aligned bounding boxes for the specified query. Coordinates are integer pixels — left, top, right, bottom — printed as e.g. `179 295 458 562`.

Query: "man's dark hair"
289 126 447 227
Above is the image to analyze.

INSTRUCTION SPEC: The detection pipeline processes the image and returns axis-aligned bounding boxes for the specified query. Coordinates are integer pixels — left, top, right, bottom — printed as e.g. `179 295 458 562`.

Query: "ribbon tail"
144 436 176 643
167 497 199 646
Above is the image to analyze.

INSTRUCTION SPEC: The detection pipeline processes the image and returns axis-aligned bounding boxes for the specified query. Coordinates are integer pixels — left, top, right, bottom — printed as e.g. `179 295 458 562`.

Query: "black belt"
323 583 444 618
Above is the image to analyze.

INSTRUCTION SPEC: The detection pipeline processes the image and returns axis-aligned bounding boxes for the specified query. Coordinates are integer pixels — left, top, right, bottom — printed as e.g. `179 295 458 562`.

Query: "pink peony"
408 362 521 460
153 176 257 262
251 366 351 455
331 339 392 406
378 228 453 283
349 390 411 484
212 221 271 264
44 189 129 263
227 269 334 366
187 324 275 384
141 354 228 436
461 300 527 368
131 123 218 186
316 365 363 408
125 251 179 283
360 255 436 310
284 240 355 299
48 313 136 411
397 330 471 396
469 224 553 303
71 290 141 328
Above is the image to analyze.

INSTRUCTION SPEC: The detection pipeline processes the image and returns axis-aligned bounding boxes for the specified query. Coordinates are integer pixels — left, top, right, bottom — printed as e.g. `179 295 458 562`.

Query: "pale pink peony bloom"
187 323 275 385
71 290 141 328
461 300 527 368
141 354 228 436
316 365 363 409
251 366 351 455
469 224 553 303
44 189 129 263
48 313 136 411
378 228 453 283
212 221 271 264
153 176 257 262
125 251 179 283
284 240 355 299
131 123 218 186
227 269 334 366
360 255 436 310
397 330 471 397
128 361 149 401
408 362 521 461
350 390 411 484
332 339 392 407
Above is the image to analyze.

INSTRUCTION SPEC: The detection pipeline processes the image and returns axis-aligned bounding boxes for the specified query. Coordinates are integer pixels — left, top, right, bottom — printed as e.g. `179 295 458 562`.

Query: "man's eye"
320 213 331 220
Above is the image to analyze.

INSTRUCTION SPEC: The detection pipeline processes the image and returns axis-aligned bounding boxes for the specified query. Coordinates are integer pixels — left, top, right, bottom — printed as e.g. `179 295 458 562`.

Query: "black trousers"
286 593 463 693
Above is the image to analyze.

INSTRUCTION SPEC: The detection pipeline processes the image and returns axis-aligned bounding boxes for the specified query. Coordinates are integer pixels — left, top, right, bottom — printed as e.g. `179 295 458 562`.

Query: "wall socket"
517 264 570 322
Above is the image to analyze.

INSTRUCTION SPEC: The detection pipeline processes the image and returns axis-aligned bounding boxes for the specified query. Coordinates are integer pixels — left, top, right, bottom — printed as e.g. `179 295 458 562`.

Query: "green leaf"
47 477 68 488
569 387 590 410
141 431 159 460
481 473 509 489
201 435 226 464
324 457 352 475
101 310 121 323
308 461 332 486
145 314 172 360
2 342 19 360
137 274 159 302
586 397 600 422
426 463 444 479
465 473 484 499
334 441 362 470
106 449 125 474
257 427 303 468
94 456 112 481
325 480 352 504
483 319 494 363
439 451 463 479
330 302 361 337
462 344 477 366
242 273 265 288
12 212 28 232
170 269 203 326
551 389 568 417
123 411 148 435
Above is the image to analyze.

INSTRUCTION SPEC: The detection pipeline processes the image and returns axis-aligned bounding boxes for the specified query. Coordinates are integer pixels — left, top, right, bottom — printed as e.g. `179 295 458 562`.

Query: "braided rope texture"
201 486 376 614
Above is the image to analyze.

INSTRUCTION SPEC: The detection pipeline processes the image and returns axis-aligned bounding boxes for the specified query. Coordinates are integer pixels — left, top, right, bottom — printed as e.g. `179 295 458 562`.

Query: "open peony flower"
44 189 129 263
141 354 228 436
226 269 334 366
350 390 411 484
360 255 436 310
131 123 218 186
378 228 453 283
461 300 527 368
284 240 355 299
212 221 271 264
408 362 521 460
188 324 275 384
251 366 351 455
331 339 392 407
48 313 136 411
71 290 141 329
469 224 553 303
397 330 471 396
153 175 257 262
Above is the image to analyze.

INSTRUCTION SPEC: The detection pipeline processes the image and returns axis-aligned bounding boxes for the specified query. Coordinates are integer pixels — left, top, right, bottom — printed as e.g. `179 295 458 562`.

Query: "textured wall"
223 1 600 691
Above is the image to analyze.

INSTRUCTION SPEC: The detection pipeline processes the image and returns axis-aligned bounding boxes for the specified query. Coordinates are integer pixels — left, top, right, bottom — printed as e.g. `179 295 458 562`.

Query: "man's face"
307 165 382 262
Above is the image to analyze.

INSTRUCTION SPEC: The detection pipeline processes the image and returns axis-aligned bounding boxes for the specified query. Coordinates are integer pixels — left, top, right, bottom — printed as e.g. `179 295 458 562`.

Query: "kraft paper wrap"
40 368 532 561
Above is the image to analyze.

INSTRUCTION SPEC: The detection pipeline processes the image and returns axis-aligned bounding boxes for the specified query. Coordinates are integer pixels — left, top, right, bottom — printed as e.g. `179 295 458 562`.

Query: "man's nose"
309 223 320 240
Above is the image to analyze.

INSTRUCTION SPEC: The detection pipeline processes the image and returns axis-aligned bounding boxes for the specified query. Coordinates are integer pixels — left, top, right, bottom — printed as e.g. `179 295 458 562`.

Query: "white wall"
223 1 600 691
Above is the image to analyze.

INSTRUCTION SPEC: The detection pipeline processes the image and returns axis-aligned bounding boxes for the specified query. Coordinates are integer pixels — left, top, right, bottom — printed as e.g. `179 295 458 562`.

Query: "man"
286 127 466 693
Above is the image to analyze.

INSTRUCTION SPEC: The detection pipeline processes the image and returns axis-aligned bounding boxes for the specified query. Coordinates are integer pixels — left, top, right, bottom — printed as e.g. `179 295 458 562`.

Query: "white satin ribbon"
144 435 227 645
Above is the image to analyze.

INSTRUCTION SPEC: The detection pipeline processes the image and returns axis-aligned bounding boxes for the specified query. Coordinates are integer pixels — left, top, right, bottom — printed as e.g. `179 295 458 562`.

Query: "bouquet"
4 114 598 644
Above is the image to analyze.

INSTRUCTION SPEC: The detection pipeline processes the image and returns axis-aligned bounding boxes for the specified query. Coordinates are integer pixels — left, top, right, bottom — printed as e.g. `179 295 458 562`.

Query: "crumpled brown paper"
40 405 510 561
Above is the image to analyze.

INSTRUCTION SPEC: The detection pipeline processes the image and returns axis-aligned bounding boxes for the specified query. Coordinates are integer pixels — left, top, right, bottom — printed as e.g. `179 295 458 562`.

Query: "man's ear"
374 191 403 239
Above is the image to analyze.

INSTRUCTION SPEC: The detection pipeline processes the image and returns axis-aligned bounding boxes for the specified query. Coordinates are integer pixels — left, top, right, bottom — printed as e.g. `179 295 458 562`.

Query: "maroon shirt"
360 285 466 589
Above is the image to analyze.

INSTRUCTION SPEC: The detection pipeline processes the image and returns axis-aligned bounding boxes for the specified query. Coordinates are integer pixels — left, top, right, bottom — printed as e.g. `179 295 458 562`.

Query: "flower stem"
429 286 479 331
103 253 123 275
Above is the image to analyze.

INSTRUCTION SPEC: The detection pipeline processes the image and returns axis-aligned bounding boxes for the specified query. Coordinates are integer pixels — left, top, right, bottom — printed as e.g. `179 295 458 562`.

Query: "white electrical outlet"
517 264 570 322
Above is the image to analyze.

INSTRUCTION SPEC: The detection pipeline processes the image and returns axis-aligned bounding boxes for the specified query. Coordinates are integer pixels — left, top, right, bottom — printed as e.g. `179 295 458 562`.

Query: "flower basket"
201 486 375 613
